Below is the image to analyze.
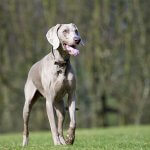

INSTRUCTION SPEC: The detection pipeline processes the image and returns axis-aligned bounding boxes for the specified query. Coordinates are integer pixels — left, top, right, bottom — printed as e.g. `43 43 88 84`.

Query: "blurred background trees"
0 0 150 133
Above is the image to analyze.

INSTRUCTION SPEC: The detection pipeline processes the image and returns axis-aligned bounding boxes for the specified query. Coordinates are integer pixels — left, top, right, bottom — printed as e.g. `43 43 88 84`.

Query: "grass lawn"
0 126 150 150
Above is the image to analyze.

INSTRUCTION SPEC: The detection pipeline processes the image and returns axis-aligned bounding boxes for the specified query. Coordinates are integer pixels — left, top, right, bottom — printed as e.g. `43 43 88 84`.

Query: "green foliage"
0 0 150 132
0 126 150 150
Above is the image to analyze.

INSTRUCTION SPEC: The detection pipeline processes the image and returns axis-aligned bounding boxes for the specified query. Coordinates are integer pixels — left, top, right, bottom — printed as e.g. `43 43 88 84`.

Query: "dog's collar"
54 59 69 67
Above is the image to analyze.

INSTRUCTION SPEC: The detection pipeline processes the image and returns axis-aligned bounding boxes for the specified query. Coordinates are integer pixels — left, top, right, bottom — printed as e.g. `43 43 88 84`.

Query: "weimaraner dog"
22 23 84 146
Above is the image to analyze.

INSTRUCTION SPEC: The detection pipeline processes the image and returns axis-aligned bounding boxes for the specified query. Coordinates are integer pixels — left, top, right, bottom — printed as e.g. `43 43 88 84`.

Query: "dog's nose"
74 37 81 44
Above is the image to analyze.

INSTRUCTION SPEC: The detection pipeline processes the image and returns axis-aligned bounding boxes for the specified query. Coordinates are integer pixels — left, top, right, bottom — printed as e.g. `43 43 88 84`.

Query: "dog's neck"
51 45 70 66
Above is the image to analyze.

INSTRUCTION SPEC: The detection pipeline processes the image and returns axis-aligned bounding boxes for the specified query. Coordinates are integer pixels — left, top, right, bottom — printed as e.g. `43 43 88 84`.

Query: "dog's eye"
63 29 69 33
75 29 78 35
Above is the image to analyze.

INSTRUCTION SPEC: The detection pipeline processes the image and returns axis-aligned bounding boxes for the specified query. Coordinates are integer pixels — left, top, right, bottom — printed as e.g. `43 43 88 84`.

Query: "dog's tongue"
66 45 79 56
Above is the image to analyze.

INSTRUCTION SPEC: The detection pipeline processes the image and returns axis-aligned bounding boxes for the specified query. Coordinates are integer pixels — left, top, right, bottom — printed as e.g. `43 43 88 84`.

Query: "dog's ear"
46 24 61 49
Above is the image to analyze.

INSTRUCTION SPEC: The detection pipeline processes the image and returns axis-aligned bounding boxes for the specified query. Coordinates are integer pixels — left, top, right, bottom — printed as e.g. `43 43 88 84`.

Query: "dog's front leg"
46 96 61 145
66 92 76 145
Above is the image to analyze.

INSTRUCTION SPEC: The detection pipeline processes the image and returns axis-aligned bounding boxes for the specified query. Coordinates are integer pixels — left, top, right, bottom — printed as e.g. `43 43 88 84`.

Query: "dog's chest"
54 71 67 86
52 73 67 100
52 68 74 100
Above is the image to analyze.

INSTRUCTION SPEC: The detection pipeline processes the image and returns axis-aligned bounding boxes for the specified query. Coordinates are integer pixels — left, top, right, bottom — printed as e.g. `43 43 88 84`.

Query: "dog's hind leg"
22 80 39 146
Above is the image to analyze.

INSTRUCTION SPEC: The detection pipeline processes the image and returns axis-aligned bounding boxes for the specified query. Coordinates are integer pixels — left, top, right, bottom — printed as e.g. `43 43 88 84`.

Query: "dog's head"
46 23 84 56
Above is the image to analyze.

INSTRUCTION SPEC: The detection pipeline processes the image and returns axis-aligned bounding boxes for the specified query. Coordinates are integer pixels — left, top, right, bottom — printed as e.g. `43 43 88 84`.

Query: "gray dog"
22 23 84 146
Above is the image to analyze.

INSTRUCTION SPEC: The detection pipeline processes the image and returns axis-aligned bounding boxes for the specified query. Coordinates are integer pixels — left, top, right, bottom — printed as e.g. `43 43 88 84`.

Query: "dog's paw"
59 135 66 145
22 135 28 146
54 141 62 145
65 134 75 145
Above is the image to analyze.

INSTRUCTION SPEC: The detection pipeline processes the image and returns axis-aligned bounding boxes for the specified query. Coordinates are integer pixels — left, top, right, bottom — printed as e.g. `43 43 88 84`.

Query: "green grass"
0 126 150 150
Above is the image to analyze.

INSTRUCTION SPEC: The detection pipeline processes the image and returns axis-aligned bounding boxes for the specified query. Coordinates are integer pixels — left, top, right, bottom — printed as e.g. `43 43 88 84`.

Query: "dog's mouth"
63 43 79 56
